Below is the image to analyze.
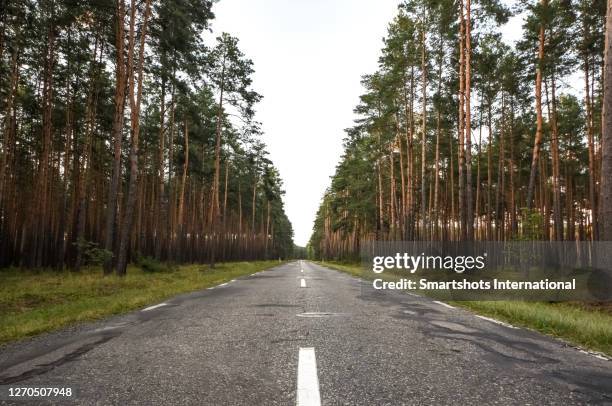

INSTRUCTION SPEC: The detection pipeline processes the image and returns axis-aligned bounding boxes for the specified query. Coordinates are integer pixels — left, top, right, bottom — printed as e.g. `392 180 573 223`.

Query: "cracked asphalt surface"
0 261 611 405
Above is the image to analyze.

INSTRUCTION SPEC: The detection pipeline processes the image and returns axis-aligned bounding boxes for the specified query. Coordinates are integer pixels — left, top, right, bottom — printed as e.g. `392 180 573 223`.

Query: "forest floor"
0 260 283 345
317 261 612 357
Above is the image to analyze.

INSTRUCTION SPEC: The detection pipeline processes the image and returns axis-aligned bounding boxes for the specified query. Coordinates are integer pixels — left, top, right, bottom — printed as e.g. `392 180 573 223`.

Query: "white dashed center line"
142 303 167 312
300 278 307 288
297 347 321 406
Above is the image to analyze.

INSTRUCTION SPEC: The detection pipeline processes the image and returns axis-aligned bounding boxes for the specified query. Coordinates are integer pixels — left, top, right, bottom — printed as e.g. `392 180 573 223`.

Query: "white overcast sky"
210 1 531 247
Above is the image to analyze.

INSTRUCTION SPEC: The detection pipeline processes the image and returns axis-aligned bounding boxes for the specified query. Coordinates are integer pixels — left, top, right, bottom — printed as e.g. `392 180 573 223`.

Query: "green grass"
317 260 612 357
0 260 283 345
451 301 612 355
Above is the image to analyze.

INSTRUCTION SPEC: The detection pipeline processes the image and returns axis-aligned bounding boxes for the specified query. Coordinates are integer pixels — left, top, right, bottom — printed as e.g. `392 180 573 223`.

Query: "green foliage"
310 0 602 254
293 245 308 259
0 0 294 268
73 239 113 267
518 208 544 240
136 256 177 273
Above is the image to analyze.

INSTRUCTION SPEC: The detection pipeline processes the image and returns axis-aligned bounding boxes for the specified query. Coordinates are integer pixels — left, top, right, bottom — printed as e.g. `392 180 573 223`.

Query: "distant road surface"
0 261 611 405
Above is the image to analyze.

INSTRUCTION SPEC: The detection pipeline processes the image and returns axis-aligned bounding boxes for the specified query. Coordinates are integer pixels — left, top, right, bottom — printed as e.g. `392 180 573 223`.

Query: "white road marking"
142 303 167 312
433 300 455 309
297 347 321 406
300 278 306 288
301 269 304 273
475 315 518 329
219 282 228 287
93 322 129 332
297 312 342 318
579 349 610 361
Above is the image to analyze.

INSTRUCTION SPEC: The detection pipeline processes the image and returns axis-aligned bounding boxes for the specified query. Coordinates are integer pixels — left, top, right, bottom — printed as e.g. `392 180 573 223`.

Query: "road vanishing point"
0 261 611 405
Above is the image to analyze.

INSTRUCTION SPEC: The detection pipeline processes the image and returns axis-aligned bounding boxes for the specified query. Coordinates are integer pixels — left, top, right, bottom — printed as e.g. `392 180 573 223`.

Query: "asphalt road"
0 261 611 405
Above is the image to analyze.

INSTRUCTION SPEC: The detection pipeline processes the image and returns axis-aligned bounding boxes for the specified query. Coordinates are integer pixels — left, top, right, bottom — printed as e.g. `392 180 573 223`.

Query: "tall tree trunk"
526 0 546 210
420 20 427 239
74 53 99 271
155 76 166 259
584 42 599 239
475 107 482 240
434 104 441 240
509 97 518 237
496 93 506 240
404 67 415 239
35 7 56 267
397 116 406 236
208 57 226 266
178 120 189 232
0 41 19 217
0 40 19 266
252 175 258 233
177 120 189 260
377 156 384 238
390 147 396 238
487 104 493 239
449 131 456 239
464 0 473 241
265 200 270 257
58 53 74 270
549 73 563 240
103 0 127 274
238 182 243 239
600 0 612 240
167 83 176 259
458 0 466 240
116 0 151 275
223 160 229 229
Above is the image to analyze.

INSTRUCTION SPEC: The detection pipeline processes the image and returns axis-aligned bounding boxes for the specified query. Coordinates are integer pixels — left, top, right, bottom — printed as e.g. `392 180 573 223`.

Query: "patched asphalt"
0 261 610 405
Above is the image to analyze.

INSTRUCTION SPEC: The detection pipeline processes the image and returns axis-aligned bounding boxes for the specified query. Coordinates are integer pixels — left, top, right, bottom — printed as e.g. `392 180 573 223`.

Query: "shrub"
73 239 113 266
518 208 544 240
136 256 176 273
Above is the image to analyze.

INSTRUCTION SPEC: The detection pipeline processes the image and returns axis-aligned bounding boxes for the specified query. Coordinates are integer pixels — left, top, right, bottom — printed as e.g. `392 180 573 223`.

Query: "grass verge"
0 260 283 345
317 260 612 357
